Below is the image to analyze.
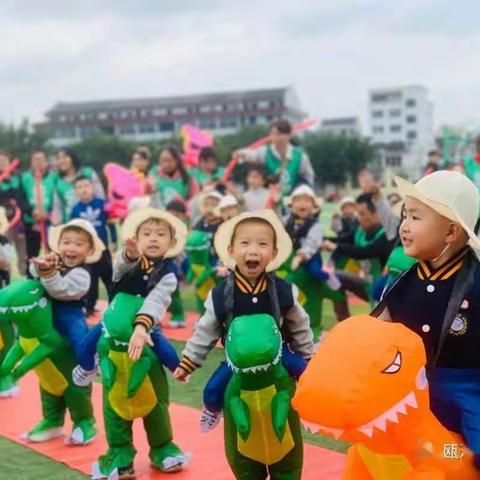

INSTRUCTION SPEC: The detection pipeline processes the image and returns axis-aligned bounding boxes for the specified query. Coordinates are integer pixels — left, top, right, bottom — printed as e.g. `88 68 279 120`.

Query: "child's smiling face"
291 194 316 219
228 219 278 282
58 228 94 267
136 219 176 260
400 196 457 260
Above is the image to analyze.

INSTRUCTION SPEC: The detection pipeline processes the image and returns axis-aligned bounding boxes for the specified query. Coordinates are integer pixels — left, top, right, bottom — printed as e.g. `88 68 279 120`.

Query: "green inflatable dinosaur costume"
0 312 18 397
92 292 188 479
223 314 303 480
185 230 217 313
0 279 96 443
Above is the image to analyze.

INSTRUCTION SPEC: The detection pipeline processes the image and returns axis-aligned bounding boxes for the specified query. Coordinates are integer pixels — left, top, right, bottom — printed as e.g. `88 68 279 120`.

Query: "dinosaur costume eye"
381 351 402 374
29 289 39 294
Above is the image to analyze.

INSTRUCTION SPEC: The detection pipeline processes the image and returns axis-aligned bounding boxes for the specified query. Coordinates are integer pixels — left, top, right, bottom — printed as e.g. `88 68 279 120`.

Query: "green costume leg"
169 288 185 324
64 384 96 444
40 387 66 425
268 413 303 480
0 321 18 394
27 387 66 440
98 393 136 475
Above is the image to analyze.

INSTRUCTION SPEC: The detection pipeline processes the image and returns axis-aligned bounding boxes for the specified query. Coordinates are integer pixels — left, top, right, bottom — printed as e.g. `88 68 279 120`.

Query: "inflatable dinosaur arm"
196 266 215 288
127 354 153 398
226 375 251 441
0 342 25 376
186 267 195 284
271 367 295 442
12 343 52 379
98 336 116 391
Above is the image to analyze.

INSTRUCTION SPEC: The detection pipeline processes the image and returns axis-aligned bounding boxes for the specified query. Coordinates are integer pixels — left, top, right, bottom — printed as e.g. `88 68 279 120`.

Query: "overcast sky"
2 0 480 132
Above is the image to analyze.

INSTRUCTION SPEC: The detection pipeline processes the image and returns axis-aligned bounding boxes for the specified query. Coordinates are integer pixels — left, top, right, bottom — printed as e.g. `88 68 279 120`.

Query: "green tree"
0 119 51 166
303 133 374 187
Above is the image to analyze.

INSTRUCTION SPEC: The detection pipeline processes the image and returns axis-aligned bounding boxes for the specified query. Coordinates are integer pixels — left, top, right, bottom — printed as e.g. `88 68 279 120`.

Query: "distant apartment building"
320 117 361 137
368 85 434 179
43 87 307 147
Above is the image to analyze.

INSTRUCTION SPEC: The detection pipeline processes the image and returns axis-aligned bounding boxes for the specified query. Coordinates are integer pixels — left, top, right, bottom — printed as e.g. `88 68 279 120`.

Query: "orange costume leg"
343 445 373 480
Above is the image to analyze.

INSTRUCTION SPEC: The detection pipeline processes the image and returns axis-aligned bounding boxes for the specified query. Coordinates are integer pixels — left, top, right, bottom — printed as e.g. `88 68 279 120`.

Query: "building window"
373 126 384 133
213 104 223 112
406 115 416 124
220 117 238 128
118 125 135 135
153 108 168 116
386 155 402 167
55 127 76 138
199 105 212 113
138 123 156 133
258 100 270 109
389 109 401 117
159 121 174 132
172 106 188 115
406 99 416 107
390 125 402 133
372 110 384 118
407 131 417 140
98 112 108 120
199 119 217 129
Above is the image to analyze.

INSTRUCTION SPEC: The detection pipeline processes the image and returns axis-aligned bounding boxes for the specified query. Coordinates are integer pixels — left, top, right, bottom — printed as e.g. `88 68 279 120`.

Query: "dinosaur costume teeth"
225 344 282 374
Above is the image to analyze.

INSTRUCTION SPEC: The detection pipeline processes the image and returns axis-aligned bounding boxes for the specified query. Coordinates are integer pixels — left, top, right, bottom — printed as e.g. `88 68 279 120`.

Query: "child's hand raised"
32 252 59 272
128 325 154 361
124 237 140 261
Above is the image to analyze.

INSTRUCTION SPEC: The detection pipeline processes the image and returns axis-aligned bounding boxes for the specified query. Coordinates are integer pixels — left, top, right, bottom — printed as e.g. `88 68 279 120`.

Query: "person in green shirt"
52 147 105 223
189 147 225 188
21 150 57 265
237 119 315 198
463 134 480 192
148 146 198 208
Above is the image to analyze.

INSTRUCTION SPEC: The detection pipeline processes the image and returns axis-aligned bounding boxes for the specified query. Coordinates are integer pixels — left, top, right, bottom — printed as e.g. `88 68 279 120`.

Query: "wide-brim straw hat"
121 207 187 258
395 170 480 254
49 219 105 264
284 184 323 211
214 209 292 271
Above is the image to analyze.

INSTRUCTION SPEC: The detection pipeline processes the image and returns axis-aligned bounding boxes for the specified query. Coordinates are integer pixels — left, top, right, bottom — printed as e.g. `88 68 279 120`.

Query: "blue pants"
53 303 89 364
428 367 480 468
203 344 307 413
304 254 328 282
78 322 180 372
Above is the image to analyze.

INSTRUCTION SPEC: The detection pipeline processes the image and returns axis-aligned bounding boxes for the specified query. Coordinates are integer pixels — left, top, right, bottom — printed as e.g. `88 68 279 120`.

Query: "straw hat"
121 207 187 258
0 207 9 235
339 196 356 209
48 219 105 264
214 194 238 217
284 184 323 211
214 209 292 271
395 170 480 253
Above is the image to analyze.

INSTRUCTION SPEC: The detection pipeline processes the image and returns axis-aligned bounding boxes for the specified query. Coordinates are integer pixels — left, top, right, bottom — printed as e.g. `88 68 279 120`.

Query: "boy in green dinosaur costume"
185 229 218 314
92 292 188 479
224 313 303 479
174 210 313 433
0 279 96 444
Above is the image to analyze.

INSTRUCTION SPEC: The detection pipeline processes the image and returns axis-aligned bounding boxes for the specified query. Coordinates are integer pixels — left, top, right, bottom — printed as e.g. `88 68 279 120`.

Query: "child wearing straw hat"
30 219 104 364
373 170 480 469
174 210 314 431
73 208 187 385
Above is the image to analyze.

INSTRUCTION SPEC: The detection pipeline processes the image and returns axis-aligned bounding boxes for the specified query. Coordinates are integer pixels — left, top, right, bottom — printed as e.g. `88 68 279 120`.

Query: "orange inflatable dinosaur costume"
292 315 477 479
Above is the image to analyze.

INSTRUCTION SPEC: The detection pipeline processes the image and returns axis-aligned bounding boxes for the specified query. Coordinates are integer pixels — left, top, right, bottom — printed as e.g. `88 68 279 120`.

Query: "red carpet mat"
0 374 345 479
